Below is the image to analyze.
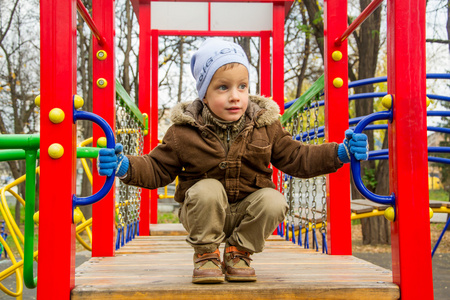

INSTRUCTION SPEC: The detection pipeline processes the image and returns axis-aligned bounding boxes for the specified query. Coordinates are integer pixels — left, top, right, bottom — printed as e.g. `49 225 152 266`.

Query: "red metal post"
271 3 285 226
150 30 160 224
272 2 285 113
259 31 271 97
138 2 151 235
324 0 352 255
37 0 76 298
387 0 434 297
91 0 116 257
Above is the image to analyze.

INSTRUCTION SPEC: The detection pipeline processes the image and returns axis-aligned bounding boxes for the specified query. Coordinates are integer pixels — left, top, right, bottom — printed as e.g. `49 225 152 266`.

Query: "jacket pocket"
246 143 271 154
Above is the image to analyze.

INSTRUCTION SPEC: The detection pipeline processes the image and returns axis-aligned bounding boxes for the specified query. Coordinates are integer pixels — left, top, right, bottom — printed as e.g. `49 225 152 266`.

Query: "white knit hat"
190 38 250 100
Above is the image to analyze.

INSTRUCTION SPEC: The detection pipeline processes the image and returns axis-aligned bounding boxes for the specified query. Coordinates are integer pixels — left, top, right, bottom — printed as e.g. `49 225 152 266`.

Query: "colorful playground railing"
0 0 444 298
0 143 97 297
278 72 450 257
0 80 146 297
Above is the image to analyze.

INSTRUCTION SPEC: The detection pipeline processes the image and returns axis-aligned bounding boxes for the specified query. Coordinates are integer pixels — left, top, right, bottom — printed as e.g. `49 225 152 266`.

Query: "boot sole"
225 273 257 282
192 276 225 284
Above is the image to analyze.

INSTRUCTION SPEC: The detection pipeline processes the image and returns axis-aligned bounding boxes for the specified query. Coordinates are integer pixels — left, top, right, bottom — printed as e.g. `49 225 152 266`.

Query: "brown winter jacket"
121 95 343 203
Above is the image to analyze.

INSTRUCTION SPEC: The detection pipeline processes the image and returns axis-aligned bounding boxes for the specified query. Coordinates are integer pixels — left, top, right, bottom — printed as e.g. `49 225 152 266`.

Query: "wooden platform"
72 234 399 299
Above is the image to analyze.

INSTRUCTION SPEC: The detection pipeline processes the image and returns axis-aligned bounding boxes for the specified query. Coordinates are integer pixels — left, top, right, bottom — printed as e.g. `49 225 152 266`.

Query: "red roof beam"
334 0 384 46
76 0 107 46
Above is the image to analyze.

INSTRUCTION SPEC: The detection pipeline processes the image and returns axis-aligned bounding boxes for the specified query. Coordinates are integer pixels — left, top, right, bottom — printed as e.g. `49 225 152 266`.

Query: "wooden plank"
429 200 450 208
73 236 399 300
350 203 375 214
150 223 188 236
351 199 390 211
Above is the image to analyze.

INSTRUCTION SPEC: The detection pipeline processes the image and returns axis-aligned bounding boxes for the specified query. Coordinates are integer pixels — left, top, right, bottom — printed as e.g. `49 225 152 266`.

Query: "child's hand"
337 129 369 163
97 143 129 177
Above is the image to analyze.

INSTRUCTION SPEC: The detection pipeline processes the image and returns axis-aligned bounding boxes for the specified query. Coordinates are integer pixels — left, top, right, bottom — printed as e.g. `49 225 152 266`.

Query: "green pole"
0 147 99 162
23 149 38 288
0 134 40 150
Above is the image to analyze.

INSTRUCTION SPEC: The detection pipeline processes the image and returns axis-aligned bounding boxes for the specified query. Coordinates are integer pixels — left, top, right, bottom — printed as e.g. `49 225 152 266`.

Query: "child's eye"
218 85 227 90
239 84 247 90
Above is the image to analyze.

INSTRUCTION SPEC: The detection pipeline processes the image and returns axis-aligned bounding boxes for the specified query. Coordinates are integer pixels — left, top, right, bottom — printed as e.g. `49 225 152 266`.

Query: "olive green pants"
179 178 288 255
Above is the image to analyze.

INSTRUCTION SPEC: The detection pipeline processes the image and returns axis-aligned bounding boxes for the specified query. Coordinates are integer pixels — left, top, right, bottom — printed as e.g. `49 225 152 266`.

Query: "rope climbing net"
278 90 328 253
115 95 145 249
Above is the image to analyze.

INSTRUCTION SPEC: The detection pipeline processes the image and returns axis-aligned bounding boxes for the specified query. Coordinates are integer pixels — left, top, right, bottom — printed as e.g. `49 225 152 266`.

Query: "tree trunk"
347 1 387 245
303 0 324 60
295 3 311 98
361 134 391 245
177 38 184 103
447 0 450 52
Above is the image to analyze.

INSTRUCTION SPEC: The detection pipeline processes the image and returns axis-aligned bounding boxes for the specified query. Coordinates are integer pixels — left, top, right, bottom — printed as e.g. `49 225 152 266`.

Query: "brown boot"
192 249 224 284
223 245 257 282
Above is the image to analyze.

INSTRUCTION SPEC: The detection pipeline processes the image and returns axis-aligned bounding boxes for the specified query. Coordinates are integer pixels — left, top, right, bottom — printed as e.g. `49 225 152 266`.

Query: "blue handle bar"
351 110 395 206
72 109 115 207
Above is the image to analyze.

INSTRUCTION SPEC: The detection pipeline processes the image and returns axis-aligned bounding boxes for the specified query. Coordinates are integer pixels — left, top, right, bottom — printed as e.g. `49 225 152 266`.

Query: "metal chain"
291 115 299 229
311 98 319 231
304 104 312 247
314 95 327 236
115 100 126 235
297 109 304 237
114 100 145 239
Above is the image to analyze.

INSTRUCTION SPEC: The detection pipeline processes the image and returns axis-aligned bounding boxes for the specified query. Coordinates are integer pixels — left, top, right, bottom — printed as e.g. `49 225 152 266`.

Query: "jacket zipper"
204 125 250 157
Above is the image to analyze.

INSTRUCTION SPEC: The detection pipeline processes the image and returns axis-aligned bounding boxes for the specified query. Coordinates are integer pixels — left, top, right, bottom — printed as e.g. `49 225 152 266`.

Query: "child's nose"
229 88 240 101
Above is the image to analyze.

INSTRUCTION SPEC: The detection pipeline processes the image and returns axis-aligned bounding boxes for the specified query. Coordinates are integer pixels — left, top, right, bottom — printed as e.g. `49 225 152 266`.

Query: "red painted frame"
37 0 77 298
150 30 160 224
259 31 271 97
36 0 436 297
92 0 116 257
387 0 434 297
138 2 152 235
324 0 352 255
135 0 293 229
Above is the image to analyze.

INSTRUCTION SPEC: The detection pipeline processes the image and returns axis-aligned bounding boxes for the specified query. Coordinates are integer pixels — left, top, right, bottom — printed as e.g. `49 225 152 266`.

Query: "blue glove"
97 143 129 177
337 129 369 163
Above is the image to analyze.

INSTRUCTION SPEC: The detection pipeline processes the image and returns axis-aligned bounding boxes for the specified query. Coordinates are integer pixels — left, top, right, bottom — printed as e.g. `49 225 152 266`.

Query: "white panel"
211 3 273 31
151 2 208 31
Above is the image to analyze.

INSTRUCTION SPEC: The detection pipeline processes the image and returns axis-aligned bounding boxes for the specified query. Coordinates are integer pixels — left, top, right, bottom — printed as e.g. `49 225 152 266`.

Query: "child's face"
203 63 249 122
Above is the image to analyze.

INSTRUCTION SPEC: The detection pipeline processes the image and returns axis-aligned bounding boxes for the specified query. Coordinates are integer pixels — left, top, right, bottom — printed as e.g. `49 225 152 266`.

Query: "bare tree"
0 1 40 224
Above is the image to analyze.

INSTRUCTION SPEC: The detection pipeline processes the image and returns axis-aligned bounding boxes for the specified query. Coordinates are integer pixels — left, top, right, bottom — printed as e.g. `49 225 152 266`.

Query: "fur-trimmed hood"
170 95 280 128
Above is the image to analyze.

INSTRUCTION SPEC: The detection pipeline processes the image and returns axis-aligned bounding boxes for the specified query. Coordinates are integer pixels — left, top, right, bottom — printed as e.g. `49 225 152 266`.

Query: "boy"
98 38 368 284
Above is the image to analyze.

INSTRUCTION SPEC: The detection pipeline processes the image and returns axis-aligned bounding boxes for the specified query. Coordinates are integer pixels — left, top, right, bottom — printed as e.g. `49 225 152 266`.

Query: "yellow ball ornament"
33 211 39 224
384 207 395 221
73 95 84 109
96 50 107 61
97 78 108 88
49 108 65 124
333 77 344 88
332 51 343 61
73 209 83 224
426 97 431 107
97 137 107 148
48 143 64 159
429 207 434 219
382 94 393 109
35 95 41 107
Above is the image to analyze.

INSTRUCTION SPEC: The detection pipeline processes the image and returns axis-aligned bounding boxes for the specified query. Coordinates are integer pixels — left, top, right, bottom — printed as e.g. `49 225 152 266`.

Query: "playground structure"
0 0 449 299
